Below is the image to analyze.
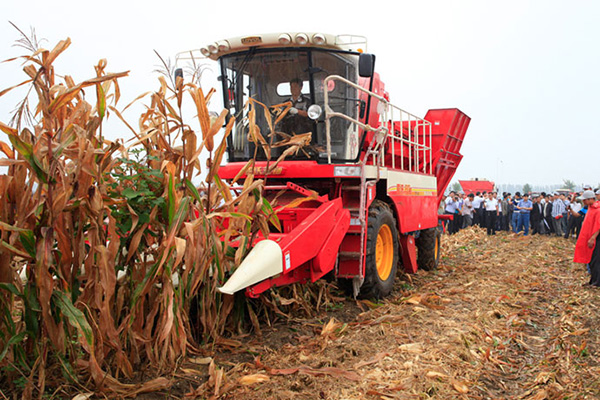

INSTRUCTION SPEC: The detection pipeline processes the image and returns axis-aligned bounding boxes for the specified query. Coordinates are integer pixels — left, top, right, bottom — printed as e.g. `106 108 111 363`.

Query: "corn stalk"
0 33 273 398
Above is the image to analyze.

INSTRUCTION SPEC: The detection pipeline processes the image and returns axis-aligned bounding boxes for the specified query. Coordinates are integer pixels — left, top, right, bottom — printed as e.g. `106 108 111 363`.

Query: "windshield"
221 49 361 163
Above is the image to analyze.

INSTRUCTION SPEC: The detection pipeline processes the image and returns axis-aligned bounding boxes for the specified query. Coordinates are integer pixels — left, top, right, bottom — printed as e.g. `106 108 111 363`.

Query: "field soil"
178 227 600 399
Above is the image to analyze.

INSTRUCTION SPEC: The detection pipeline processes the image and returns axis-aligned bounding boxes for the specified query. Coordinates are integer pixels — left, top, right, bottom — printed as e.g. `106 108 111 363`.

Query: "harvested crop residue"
187 228 600 399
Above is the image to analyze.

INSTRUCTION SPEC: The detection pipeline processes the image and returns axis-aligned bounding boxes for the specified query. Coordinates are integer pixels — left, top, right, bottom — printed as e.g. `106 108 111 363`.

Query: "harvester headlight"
334 166 361 177
278 33 292 45
217 41 230 52
307 104 322 120
312 33 326 45
200 47 211 57
295 33 308 45
208 43 219 54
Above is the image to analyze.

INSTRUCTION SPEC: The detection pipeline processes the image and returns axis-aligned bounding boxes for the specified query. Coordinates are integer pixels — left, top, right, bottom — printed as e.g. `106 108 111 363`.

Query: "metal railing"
323 75 433 175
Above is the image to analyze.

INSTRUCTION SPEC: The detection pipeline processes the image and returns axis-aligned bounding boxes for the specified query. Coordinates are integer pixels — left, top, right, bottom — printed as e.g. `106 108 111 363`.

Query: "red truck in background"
459 179 495 195
178 33 470 299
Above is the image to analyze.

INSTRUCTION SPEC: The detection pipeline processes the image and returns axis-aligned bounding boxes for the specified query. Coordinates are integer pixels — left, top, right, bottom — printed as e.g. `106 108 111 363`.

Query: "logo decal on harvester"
387 184 437 196
284 251 291 271
241 36 262 45
387 184 412 195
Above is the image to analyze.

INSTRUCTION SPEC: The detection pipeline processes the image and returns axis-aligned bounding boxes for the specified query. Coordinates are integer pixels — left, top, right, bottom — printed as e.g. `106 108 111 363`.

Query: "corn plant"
0 30 279 397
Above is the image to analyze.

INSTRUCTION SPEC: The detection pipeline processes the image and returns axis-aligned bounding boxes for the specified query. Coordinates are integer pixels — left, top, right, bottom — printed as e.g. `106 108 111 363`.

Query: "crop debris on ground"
180 227 599 400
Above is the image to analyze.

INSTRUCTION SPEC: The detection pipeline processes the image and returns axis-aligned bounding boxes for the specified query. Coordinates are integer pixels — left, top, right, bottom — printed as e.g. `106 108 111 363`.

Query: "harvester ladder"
324 75 433 293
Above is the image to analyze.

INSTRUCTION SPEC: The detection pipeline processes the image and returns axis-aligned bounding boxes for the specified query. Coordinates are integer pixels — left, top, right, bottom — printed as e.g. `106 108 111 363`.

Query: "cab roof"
179 33 367 61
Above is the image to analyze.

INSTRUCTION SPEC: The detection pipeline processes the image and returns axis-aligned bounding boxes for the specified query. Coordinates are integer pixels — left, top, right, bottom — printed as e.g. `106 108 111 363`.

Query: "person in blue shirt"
511 192 522 233
517 193 533 235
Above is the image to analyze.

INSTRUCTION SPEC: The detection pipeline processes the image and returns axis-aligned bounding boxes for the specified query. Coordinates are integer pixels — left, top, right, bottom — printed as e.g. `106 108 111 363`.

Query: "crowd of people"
440 187 600 287
440 186 600 238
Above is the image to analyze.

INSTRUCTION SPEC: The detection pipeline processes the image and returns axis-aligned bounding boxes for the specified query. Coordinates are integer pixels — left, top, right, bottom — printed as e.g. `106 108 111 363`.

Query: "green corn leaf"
229 212 252 221
213 241 224 281
57 354 80 384
52 291 93 347
0 222 36 258
131 260 160 309
0 220 29 232
0 332 26 363
169 196 190 233
0 283 21 297
262 197 281 232
19 230 36 258
213 174 232 203
53 127 77 159
0 302 17 334
23 284 40 336
0 239 31 259
185 179 201 203
7 133 50 184
167 173 175 226
7 132 33 158
29 156 49 184
96 83 106 120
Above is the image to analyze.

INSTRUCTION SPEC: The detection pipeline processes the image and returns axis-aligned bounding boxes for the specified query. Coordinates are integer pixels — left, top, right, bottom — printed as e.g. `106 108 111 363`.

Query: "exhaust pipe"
218 240 283 295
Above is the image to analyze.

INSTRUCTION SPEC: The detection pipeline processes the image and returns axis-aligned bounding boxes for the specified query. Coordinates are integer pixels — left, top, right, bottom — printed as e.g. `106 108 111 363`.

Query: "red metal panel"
277 199 343 273
387 195 439 233
399 235 418 274
247 267 311 298
337 234 362 278
245 198 349 297
219 161 337 180
312 207 351 282
422 108 471 203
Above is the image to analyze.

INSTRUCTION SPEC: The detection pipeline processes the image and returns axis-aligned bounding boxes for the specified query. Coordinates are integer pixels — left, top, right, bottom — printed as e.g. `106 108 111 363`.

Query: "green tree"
523 183 532 194
562 179 576 190
451 181 462 193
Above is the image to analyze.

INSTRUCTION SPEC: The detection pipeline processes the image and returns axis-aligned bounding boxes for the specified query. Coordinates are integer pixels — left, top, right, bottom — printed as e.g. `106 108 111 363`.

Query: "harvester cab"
177 32 470 299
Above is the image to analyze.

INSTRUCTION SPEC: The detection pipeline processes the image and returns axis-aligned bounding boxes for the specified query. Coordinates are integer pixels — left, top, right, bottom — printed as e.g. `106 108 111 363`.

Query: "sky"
1 0 599 188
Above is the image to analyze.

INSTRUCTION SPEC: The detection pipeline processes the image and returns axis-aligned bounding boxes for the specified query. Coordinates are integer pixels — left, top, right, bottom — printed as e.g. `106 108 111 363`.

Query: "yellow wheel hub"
375 224 394 280
434 237 439 260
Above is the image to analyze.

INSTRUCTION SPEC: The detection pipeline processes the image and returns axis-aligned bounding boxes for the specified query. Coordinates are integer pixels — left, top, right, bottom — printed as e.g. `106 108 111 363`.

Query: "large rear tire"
360 201 399 299
416 228 441 271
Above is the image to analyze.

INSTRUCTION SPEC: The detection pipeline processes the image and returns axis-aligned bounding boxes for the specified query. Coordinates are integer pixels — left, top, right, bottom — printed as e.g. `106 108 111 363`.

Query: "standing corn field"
0 31 279 398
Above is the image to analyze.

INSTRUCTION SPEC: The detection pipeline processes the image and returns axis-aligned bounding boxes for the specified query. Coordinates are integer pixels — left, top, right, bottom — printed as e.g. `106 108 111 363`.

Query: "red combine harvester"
179 33 470 298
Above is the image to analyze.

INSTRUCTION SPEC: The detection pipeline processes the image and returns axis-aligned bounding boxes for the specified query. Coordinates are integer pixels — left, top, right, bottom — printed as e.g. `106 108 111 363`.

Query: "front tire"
360 201 399 299
416 228 441 271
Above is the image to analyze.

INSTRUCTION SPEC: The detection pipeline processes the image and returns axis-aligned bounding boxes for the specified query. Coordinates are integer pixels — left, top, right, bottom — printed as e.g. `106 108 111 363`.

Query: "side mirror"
174 68 183 84
359 53 375 78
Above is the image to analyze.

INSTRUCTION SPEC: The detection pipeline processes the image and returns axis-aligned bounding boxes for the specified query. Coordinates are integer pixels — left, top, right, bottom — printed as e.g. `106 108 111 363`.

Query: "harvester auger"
178 33 470 299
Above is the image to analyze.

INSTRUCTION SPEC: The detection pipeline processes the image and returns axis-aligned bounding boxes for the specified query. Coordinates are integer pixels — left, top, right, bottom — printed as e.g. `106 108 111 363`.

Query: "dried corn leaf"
238 373 270 385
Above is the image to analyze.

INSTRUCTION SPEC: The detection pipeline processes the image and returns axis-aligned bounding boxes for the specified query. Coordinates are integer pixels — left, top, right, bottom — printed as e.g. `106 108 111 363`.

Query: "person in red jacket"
574 190 600 286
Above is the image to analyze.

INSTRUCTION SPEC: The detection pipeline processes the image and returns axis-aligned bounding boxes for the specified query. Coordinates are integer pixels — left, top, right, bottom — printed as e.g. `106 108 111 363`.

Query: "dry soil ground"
180 227 600 400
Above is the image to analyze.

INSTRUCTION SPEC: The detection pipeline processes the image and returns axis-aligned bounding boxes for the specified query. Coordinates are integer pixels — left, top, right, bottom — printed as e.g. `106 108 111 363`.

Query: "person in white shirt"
565 198 584 239
494 192 502 231
484 192 499 235
472 192 483 226
461 193 474 228
444 191 460 234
